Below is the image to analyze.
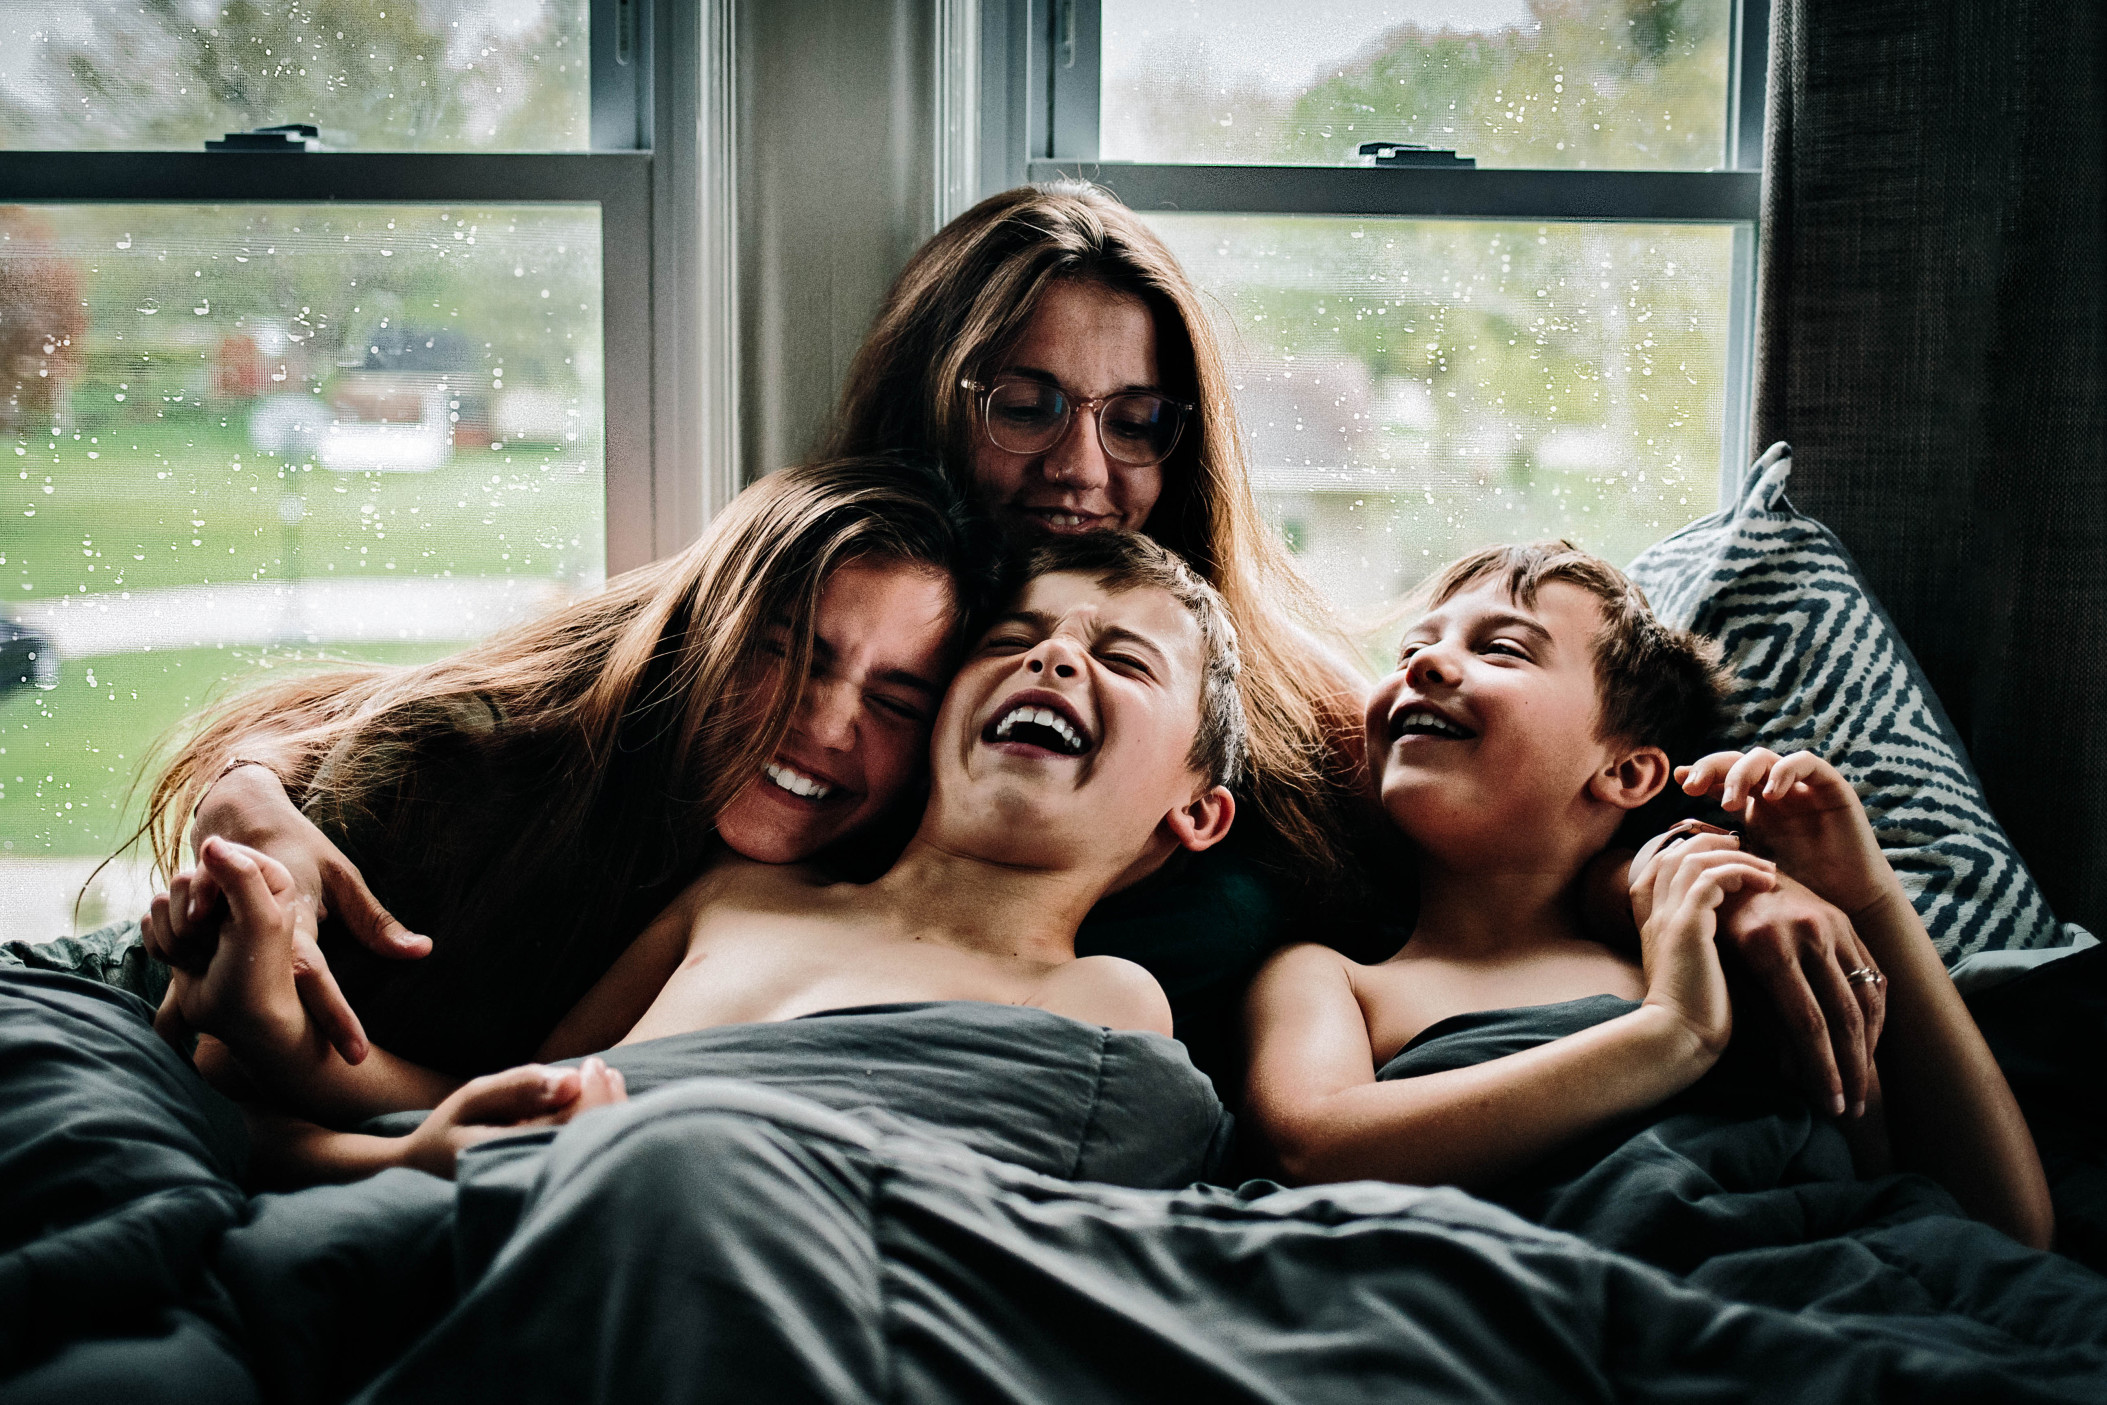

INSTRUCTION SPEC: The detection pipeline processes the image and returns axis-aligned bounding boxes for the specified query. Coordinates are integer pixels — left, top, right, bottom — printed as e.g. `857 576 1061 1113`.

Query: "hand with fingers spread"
401 1056 629 1179
146 760 432 1066
1674 748 2053 1247
1675 748 1897 919
1631 828 1779 1058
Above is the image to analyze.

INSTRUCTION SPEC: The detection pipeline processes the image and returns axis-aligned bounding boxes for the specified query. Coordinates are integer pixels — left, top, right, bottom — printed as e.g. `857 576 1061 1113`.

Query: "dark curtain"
1754 0 2107 936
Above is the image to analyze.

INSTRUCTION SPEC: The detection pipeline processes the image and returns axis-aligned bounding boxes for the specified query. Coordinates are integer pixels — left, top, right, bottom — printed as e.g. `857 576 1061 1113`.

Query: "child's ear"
1164 785 1236 853
1590 745 1672 811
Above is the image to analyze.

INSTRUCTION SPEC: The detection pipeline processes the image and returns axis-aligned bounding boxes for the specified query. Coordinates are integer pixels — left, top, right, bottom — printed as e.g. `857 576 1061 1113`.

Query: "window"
0 0 733 938
981 0 1764 622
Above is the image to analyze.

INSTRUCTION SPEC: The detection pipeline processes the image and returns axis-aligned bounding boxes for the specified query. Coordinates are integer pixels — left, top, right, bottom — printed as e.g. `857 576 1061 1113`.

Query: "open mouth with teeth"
982 701 1095 757
1389 707 1477 742
763 760 841 803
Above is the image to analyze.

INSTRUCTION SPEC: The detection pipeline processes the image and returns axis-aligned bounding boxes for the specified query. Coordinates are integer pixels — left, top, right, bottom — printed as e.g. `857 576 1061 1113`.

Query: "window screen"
1102 0 1732 169
1 2 589 151
1147 212 1731 618
2 201 603 933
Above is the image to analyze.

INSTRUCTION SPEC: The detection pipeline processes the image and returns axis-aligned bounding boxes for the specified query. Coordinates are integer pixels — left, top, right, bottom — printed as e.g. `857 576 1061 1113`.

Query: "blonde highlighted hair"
828 182 1371 879
143 455 1002 887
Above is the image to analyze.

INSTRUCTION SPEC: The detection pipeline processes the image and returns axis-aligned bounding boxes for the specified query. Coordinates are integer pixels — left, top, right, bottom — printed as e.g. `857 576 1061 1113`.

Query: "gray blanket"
358 1073 2107 1404
10 967 2107 1404
0 972 1225 1401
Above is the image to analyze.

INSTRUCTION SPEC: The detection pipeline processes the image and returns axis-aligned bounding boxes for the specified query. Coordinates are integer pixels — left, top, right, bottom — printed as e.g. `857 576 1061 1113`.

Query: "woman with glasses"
830 184 1369 885
827 182 1382 1093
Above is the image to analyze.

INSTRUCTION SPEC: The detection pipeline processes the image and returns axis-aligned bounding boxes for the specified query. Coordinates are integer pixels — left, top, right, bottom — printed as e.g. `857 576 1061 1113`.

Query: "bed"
4 953 2107 1404
6 446 2106 1402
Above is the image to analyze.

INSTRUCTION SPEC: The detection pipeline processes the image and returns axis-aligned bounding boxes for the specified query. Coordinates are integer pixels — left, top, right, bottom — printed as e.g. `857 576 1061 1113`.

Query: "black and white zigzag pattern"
1627 443 2065 962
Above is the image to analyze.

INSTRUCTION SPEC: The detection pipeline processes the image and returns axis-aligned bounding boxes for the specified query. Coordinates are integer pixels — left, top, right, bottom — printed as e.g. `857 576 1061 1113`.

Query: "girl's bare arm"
1680 748 2052 1250
243 1059 628 1189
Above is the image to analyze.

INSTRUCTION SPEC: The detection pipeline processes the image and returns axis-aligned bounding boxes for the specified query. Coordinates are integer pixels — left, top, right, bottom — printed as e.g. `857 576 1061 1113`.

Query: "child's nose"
1404 647 1456 689
1025 639 1082 679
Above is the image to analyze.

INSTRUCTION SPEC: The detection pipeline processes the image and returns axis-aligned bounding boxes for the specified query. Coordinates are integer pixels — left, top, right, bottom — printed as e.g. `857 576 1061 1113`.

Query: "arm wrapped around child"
1671 746 2051 1247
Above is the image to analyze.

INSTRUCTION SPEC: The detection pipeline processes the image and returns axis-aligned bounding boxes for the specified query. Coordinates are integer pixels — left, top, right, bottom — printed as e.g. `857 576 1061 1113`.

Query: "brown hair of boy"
1413 541 1727 762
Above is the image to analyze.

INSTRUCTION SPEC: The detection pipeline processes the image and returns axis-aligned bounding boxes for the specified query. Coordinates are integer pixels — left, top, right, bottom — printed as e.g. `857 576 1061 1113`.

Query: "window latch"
205 123 323 153
1357 142 1474 169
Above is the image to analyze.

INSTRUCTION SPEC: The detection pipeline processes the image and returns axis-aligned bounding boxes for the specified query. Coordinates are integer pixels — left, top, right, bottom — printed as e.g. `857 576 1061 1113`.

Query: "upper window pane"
1 201 604 938
0 2 588 151
1141 213 1732 622
1103 1 1731 170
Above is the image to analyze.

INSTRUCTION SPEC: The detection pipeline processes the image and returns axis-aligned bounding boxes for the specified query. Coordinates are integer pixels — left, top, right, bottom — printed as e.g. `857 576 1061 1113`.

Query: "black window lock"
205 124 323 153
1357 142 1475 169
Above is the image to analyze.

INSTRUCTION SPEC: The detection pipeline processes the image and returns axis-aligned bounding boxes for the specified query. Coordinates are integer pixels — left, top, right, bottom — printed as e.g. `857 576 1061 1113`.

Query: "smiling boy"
548 530 1241 1050
161 531 1246 1172
1243 541 2049 1249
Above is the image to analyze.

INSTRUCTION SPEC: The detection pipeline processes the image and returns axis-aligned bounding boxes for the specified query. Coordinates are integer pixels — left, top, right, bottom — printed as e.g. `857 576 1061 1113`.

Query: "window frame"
0 0 740 575
974 0 1769 499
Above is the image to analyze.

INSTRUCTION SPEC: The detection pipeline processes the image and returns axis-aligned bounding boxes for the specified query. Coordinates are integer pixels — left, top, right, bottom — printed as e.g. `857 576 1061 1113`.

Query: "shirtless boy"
161 531 1243 1182
1244 541 2052 1248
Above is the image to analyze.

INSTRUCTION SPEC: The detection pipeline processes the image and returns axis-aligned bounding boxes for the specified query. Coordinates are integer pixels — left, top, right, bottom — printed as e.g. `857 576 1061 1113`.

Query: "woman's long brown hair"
827 182 1373 882
141 455 1000 887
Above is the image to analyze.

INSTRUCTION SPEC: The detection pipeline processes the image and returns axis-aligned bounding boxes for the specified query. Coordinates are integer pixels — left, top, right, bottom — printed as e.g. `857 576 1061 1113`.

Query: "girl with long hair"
142 455 1003 1078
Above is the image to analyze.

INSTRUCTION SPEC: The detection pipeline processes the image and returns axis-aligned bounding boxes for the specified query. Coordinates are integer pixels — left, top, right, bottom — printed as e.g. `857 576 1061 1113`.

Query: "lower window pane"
1143 213 1735 621
1 203 603 936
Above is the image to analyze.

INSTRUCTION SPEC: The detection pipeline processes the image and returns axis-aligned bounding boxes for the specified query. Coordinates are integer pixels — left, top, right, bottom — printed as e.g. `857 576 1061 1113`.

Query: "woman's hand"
1630 818 1889 1119
145 761 431 1064
154 837 311 1062
1632 829 1778 1058
401 1057 629 1180
1715 872 1885 1117
1677 749 1898 919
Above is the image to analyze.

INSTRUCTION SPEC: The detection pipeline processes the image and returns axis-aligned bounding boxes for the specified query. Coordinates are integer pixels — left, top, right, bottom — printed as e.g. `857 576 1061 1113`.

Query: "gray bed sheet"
10 966 2107 1404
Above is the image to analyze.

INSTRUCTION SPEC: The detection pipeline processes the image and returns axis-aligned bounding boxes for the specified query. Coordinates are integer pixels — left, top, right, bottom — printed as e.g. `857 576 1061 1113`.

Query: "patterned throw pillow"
1627 442 2071 963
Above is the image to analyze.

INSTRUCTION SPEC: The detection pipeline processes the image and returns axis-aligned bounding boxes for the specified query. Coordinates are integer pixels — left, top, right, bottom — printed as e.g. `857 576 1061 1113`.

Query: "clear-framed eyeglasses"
961 376 1193 468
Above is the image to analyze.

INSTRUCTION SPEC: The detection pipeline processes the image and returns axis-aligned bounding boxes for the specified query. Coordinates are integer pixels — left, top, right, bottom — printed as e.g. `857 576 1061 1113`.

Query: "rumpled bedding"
1380 995 2107 1376
7 963 2107 1404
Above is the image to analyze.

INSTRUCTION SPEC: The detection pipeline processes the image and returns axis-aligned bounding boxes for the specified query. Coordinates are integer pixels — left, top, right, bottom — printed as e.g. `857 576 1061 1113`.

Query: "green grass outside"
0 642 460 859
6 415 604 599
2 412 604 858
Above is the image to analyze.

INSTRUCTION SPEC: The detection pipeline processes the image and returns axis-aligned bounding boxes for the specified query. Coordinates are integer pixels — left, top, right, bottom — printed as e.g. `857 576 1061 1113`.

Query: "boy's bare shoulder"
1033 954 1173 1037
1252 940 1364 992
